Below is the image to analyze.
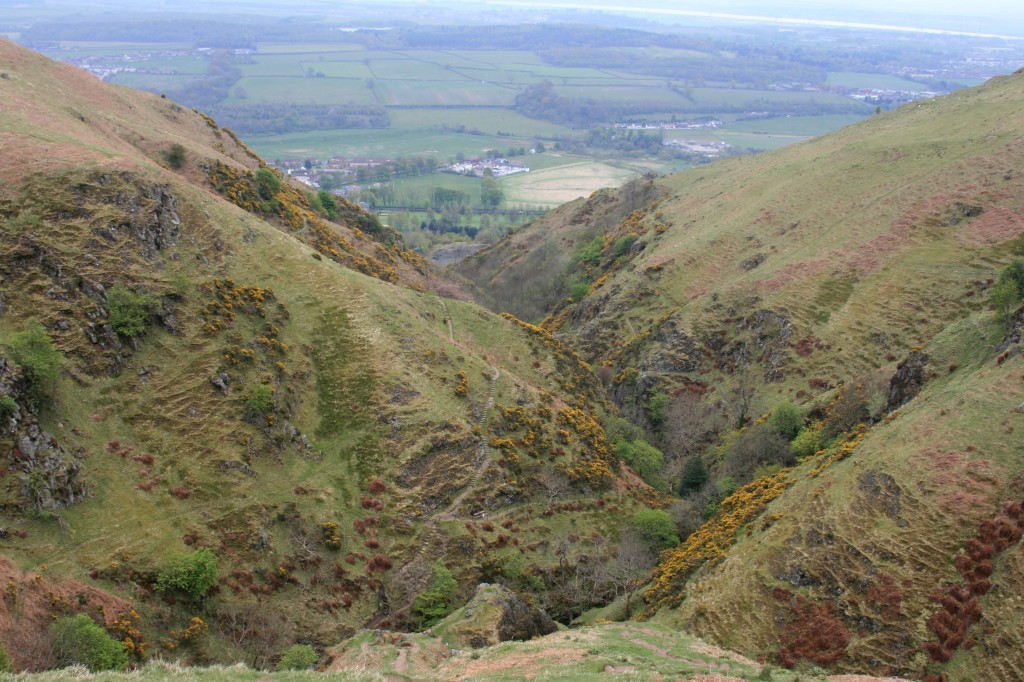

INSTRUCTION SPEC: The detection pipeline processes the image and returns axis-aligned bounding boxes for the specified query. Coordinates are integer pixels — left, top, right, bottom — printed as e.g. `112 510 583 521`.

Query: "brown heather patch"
758 258 832 291
912 449 1004 518
0 556 130 671
958 206 1024 245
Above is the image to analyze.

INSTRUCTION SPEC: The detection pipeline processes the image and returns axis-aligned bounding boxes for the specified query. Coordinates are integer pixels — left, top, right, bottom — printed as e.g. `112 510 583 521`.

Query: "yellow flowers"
644 468 793 612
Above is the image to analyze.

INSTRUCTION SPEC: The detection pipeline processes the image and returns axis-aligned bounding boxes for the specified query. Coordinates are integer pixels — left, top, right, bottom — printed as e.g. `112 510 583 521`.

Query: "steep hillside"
458 68 1024 679
0 39 658 671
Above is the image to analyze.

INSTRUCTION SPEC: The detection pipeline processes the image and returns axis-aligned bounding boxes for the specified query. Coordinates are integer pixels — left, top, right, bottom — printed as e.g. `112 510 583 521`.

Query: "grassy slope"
457 69 1024 678
0 39 654 671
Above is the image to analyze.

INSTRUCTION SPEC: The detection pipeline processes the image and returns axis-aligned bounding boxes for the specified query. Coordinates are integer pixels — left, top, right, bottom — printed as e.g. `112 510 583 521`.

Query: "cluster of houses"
442 158 529 178
614 118 723 130
662 138 732 158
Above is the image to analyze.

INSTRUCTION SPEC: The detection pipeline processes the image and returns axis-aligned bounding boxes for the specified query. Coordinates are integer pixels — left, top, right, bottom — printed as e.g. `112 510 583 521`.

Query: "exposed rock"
434 583 557 649
996 304 1024 361
885 350 929 411
741 253 766 271
1 356 87 511
209 371 231 394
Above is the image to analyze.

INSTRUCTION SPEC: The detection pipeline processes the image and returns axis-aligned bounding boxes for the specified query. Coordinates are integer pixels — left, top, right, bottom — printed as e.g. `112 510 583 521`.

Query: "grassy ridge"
456 69 1024 677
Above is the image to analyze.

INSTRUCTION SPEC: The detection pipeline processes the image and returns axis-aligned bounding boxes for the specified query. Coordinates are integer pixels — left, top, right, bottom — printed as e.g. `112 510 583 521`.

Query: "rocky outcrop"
1 356 87 511
88 175 181 261
433 583 557 649
885 349 929 411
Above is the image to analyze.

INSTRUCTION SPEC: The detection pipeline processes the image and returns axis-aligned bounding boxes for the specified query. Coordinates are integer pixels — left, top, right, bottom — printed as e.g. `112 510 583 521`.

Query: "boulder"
433 583 557 649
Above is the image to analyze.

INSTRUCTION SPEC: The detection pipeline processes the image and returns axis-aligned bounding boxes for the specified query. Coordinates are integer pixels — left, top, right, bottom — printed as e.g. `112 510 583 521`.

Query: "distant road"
492 1 1024 40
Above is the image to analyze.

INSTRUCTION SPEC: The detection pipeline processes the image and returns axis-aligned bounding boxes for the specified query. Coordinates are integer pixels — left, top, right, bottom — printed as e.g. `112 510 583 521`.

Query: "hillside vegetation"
0 38 664 673
458 68 1024 679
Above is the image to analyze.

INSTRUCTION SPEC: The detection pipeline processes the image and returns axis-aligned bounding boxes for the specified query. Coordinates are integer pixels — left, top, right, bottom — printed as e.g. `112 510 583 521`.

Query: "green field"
42 39 889 213
248 128 524 161
226 76 378 105
826 71 933 90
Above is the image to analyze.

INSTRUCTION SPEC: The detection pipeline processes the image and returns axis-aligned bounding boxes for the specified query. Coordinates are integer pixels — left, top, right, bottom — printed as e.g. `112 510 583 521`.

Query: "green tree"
791 422 824 459
156 548 218 598
569 281 590 303
998 258 1024 297
631 509 680 550
164 143 186 169
106 284 159 338
480 168 503 207
678 456 709 495
413 561 459 628
255 167 282 199
0 642 11 672
0 395 17 418
50 614 128 672
991 278 1021 332
615 439 664 484
767 402 803 440
6 319 63 387
277 644 319 671
646 391 671 425
244 384 274 417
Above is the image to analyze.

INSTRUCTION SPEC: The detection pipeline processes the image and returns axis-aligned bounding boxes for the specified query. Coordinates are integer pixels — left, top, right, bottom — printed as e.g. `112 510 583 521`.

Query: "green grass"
725 114 869 136
388 108 572 137
225 77 377 105
373 80 517 106
0 662 381 681
247 128 518 161
826 71 933 90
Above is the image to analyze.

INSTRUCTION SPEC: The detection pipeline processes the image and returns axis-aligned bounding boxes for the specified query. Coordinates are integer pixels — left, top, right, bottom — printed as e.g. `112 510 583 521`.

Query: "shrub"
413 561 459 628
244 384 274 416
631 509 680 550
614 438 664 485
646 391 672 425
791 422 825 459
0 394 17 418
998 258 1024 298
991 278 1021 332
277 643 319 671
50 613 128 672
106 284 159 338
678 456 709 495
721 425 793 482
6 319 63 386
612 234 637 258
155 548 218 598
164 143 187 169
569 281 590 303
255 168 282 199
0 642 10 672
767 402 803 441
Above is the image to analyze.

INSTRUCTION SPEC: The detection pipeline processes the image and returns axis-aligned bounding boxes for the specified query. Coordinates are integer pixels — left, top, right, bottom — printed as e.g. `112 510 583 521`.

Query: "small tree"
678 456 709 495
767 402 803 441
413 561 459 628
244 384 274 417
50 614 128 672
277 644 319 671
608 530 655 619
991 278 1021 333
631 509 680 550
164 143 187 169
6 319 63 388
106 284 159 338
791 422 824 459
645 391 672 425
255 168 282 199
156 548 218 598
